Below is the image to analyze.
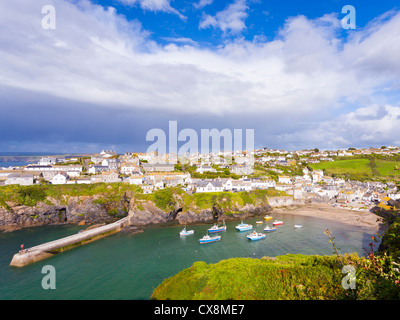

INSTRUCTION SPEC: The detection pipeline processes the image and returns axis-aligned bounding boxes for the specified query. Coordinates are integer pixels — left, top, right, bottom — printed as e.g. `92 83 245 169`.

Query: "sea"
0 212 379 300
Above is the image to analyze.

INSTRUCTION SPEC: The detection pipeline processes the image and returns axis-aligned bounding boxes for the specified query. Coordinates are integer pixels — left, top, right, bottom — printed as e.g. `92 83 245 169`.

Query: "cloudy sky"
1 0 400 153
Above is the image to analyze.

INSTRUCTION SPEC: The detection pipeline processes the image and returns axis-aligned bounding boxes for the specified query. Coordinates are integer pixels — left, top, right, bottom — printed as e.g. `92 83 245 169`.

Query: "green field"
309 158 400 181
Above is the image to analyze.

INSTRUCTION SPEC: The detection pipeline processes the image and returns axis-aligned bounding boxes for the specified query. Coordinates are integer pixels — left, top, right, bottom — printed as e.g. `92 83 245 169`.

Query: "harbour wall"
9 217 128 267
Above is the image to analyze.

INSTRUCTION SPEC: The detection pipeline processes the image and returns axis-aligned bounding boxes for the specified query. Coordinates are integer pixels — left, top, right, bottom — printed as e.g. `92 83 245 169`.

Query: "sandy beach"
272 202 384 232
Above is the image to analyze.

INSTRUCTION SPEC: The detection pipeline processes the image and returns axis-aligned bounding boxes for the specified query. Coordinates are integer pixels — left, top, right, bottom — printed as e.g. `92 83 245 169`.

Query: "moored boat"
235 221 253 232
264 215 272 221
247 231 266 241
264 225 276 232
199 235 221 244
294 225 303 229
179 227 194 236
273 220 284 226
256 221 263 224
208 221 227 233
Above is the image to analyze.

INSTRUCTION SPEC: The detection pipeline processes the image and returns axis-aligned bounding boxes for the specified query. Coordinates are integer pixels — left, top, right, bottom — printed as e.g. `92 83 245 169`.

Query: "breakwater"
9 217 128 267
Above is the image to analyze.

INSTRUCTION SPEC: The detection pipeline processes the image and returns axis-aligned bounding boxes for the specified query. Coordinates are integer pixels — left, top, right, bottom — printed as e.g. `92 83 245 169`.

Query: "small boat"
264 225 276 232
264 215 272 221
294 225 303 229
199 235 221 244
208 221 227 233
256 221 263 224
273 220 284 226
235 221 253 232
247 231 266 241
180 227 194 236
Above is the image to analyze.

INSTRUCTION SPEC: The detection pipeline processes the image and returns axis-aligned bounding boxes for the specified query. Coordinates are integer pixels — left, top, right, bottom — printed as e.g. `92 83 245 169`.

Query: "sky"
1 0 400 153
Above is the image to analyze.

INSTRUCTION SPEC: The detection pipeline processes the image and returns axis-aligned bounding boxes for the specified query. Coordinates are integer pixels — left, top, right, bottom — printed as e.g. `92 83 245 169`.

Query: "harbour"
0 211 379 300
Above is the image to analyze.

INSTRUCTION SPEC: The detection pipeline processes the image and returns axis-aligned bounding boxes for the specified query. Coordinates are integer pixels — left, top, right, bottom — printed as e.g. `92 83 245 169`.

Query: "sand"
271 202 384 232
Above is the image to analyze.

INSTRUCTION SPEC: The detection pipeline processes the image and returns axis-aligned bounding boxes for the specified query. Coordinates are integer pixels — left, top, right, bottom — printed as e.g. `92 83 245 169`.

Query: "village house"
195 180 223 193
52 172 69 185
141 163 175 172
88 165 109 174
91 171 121 183
129 175 144 185
196 165 216 174
38 156 57 166
230 164 254 175
5 173 34 186
120 162 140 175
278 176 292 184
250 178 276 189
102 158 121 170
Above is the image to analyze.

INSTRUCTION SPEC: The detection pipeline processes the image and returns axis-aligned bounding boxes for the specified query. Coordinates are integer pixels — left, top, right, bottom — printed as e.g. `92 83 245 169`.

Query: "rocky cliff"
0 195 129 232
0 184 299 232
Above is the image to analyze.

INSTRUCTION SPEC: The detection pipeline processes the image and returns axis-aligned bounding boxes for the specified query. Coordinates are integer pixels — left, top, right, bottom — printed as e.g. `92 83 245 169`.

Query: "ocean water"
0 213 379 300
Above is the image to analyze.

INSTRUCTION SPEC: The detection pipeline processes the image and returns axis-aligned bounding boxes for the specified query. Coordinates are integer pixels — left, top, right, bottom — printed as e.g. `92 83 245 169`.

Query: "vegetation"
151 254 355 300
152 221 400 300
309 156 400 181
0 184 287 214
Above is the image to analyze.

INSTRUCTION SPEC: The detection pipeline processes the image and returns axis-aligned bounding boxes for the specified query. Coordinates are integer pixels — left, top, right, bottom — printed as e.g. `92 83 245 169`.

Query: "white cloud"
199 0 249 34
117 0 186 19
194 0 213 9
1 0 400 148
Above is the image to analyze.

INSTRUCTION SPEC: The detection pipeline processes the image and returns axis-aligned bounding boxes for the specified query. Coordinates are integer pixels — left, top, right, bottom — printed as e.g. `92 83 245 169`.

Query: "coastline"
272 202 383 232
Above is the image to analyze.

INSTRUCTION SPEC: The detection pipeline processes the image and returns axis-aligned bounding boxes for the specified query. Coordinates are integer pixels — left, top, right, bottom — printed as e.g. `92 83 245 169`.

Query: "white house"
251 179 276 189
52 173 69 185
102 158 121 170
196 180 223 193
312 170 324 182
278 176 292 184
129 175 144 185
89 165 109 174
5 174 34 186
120 163 139 175
196 165 216 174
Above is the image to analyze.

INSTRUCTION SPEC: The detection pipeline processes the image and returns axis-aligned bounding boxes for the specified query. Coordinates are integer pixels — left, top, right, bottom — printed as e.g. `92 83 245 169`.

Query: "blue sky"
1 0 400 153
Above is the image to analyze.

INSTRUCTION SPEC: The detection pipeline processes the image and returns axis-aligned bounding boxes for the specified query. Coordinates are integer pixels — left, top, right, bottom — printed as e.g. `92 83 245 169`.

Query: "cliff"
0 184 294 231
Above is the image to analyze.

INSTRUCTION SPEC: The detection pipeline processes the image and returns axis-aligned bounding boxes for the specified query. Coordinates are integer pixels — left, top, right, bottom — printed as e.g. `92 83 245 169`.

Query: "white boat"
294 225 303 229
199 235 221 244
273 220 283 226
179 227 194 236
208 221 227 233
235 221 253 232
264 225 276 232
256 221 263 224
247 231 266 241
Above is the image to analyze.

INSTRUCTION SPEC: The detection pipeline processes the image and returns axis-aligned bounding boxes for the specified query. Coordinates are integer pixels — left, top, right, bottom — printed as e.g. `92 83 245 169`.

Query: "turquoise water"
0 213 379 300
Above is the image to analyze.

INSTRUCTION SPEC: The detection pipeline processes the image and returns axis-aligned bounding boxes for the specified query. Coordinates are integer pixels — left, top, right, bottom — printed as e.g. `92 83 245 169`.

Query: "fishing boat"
256 221 263 224
273 220 284 226
264 215 272 221
235 221 253 232
247 231 266 241
179 227 194 236
294 225 303 229
208 221 227 233
264 225 276 232
199 235 221 244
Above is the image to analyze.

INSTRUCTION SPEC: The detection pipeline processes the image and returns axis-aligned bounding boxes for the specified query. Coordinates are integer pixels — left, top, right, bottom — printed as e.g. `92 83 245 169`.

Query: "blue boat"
235 221 253 232
264 226 276 232
208 221 227 233
179 227 194 236
199 235 221 244
247 232 266 241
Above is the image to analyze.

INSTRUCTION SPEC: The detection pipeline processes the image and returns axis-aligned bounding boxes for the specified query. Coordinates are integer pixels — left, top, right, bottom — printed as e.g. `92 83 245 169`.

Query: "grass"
310 157 400 181
184 189 287 213
0 184 287 215
151 254 350 300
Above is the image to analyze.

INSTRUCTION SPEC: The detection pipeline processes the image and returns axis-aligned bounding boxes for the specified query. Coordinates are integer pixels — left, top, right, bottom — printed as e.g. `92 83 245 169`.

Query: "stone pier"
10 217 128 267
